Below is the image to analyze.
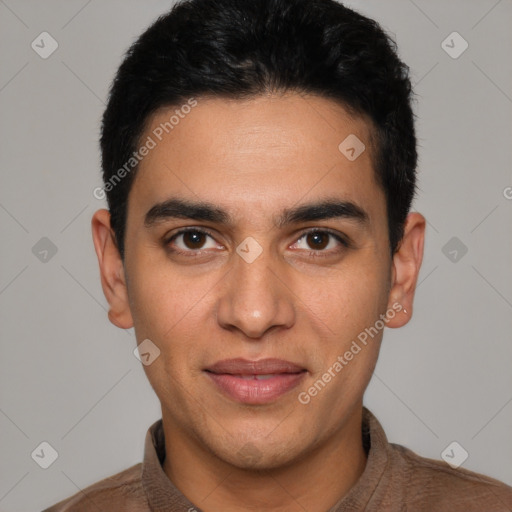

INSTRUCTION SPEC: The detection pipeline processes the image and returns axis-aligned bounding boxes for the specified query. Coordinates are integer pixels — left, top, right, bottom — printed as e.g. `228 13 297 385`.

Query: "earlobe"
386 212 425 328
91 209 134 329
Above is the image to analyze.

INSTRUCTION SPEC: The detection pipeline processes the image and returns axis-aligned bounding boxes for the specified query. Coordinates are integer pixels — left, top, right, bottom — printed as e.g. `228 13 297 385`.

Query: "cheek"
127 250 206 334
128 267 209 402
126 259 219 382
297 262 388 338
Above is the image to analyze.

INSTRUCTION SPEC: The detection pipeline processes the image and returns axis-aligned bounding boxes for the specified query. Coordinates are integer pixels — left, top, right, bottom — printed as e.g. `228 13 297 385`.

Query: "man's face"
119 93 396 468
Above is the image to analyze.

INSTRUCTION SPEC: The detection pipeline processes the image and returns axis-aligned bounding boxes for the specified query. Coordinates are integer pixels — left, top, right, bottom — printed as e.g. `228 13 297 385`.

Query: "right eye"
165 228 224 256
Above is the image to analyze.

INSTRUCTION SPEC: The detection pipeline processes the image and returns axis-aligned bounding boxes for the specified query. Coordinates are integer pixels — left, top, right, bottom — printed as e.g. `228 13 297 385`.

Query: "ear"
385 212 425 328
91 209 134 329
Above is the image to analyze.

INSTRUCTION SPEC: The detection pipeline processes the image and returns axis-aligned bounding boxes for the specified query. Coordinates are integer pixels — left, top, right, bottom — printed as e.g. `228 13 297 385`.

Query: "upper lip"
205 358 306 375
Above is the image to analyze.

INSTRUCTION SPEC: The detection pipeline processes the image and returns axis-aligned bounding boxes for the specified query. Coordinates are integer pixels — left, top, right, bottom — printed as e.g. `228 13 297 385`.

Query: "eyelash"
164 227 350 258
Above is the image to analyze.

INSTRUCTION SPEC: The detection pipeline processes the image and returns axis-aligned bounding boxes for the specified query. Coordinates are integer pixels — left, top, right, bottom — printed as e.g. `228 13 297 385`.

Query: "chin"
212 437 303 471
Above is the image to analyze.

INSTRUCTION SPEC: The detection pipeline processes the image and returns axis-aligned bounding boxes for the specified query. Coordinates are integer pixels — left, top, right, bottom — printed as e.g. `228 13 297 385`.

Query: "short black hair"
100 0 417 259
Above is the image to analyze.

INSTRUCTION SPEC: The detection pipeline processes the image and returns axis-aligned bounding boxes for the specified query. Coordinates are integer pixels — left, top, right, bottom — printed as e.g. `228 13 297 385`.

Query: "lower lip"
205 371 307 404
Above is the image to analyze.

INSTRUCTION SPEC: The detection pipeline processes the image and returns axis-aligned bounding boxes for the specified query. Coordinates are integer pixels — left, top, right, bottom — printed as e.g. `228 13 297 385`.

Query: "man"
45 0 512 510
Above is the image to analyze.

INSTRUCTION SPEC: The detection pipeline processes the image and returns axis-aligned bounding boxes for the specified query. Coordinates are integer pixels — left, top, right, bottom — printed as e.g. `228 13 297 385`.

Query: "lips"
206 358 305 375
204 358 307 404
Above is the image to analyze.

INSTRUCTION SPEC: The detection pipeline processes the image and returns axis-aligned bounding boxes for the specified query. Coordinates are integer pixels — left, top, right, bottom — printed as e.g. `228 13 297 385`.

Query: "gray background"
1 0 511 510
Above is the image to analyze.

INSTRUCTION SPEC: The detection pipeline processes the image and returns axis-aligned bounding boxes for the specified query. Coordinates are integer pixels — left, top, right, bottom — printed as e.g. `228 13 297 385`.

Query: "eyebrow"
144 199 229 227
144 197 369 229
276 199 369 228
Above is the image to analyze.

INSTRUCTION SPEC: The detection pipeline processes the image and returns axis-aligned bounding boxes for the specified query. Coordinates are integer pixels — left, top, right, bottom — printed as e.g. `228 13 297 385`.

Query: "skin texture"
92 92 425 512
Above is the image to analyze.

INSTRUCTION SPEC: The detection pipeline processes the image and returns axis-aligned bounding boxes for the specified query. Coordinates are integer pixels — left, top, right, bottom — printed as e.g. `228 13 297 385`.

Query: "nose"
216 246 296 339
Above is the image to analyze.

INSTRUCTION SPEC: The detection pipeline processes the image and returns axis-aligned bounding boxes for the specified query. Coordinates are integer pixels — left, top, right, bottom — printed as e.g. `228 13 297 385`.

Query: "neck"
161 406 367 512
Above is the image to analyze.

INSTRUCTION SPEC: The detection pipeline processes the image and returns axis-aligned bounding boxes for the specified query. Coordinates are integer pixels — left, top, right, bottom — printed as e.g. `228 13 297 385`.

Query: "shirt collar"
327 407 391 511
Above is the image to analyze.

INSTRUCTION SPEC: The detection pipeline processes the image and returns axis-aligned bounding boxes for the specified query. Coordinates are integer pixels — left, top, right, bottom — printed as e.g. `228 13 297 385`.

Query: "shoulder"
42 463 147 511
389 442 512 511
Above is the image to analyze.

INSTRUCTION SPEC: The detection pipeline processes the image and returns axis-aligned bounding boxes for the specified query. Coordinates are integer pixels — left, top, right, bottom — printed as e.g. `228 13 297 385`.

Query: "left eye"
291 231 346 251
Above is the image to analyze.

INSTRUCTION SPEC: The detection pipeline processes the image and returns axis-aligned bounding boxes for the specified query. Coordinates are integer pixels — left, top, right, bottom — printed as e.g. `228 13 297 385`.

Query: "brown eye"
306 232 330 250
182 231 207 249
166 228 222 255
289 229 349 256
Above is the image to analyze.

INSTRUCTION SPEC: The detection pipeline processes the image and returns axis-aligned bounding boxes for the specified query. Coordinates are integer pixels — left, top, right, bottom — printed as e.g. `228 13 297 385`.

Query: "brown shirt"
43 407 512 511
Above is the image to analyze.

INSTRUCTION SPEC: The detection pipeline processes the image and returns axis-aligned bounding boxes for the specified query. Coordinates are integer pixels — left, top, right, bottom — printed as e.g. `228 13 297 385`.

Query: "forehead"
129 93 383 223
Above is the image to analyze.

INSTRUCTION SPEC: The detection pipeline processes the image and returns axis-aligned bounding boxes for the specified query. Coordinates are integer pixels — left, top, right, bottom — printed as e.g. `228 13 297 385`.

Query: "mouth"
203 358 307 404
